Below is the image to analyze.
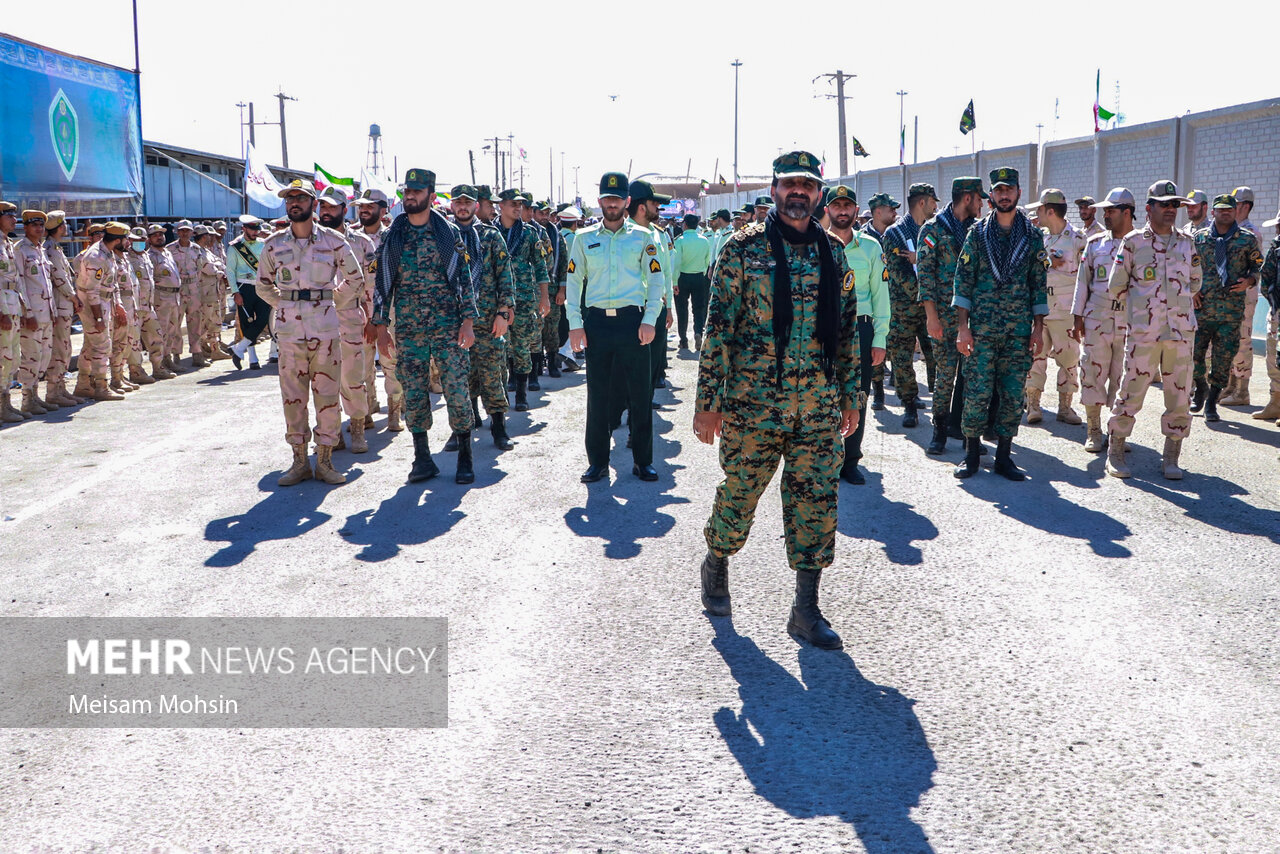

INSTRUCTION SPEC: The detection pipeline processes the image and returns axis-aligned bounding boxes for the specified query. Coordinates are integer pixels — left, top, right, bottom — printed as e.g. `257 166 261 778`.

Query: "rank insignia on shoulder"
649 259 661 274
567 259 575 274
881 268 889 281
645 245 657 256
539 246 547 257
842 271 855 291
1253 251 1264 265
1038 249 1050 269
960 252 970 264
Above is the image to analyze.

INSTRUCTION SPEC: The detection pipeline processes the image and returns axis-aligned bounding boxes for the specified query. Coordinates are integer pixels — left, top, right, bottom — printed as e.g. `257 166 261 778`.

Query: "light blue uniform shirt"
672 229 712 274
565 219 666 329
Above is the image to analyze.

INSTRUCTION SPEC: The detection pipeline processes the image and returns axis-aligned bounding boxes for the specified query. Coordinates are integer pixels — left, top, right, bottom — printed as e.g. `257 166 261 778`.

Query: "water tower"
366 124 383 174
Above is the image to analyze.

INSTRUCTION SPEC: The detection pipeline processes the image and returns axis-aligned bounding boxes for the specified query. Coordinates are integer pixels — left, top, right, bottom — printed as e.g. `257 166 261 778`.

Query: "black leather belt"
282 289 333 301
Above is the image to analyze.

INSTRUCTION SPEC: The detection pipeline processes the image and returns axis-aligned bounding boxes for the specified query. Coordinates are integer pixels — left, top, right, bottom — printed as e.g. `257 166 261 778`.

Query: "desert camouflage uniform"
166 239 205 357
74 243 123 381
0 236 21 398
127 250 165 374
195 244 225 359
952 213 1049 438
1026 222 1086 396
1107 226 1202 439
461 221 515 414
697 223 861 573
14 237 55 391
148 244 184 362
1192 225 1262 388
44 238 77 385
917 205 974 418
1228 218 1267 390
335 226 375 422
1072 232 1127 407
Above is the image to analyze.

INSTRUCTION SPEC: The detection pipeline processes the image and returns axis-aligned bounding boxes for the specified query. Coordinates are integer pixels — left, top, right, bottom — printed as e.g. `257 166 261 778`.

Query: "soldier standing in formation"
147 224 187 374
125 225 174 383
1105 181 1202 480
166 221 207 367
74 222 130 401
1075 195 1106 240
1181 190 1210 236
1220 187 1262 407
14 211 58 414
1023 188 1086 426
352 189 402 430
39 211 83 405
1257 208 1280 422
694 150 861 650
953 167 1049 481
881 183 939 430
0 203 24 421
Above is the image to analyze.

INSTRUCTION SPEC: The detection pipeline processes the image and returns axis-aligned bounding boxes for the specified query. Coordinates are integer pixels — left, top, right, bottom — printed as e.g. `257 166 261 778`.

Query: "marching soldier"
861 193 899 243
1222 186 1264 407
953 167 1049 481
1024 188 1087 425
147 224 188 374
352 189 403 429
1075 195 1106 240
1181 190 1210 236
694 150 861 650
257 179 365 487
671 213 713 351
225 215 269 370
1255 208 1280 423
496 188 550 411
882 183 940 429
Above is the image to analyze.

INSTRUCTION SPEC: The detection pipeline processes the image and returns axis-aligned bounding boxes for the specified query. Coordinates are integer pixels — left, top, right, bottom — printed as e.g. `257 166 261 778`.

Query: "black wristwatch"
498 309 512 321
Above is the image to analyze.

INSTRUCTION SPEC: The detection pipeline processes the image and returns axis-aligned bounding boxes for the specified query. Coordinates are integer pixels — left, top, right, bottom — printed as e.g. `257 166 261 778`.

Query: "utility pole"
896 90 908 166
814 69 855 178
1036 123 1044 146
914 115 919 164
573 166 580 203
549 147 554 203
248 102 256 147
236 102 247 159
275 89 296 168
469 149 476 184
560 151 565 203
731 59 742 191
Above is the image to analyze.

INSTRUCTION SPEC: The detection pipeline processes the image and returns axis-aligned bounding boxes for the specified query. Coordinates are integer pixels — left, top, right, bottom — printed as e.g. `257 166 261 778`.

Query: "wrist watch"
498 309 512 321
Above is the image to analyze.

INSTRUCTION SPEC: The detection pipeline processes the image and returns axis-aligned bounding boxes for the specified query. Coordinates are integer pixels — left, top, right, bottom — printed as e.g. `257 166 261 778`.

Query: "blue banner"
0 33 143 217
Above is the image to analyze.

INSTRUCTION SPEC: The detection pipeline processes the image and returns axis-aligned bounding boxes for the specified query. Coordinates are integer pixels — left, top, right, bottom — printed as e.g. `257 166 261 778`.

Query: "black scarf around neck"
763 208 841 387
1212 221 1239 287
976 209 1034 286
938 202 972 248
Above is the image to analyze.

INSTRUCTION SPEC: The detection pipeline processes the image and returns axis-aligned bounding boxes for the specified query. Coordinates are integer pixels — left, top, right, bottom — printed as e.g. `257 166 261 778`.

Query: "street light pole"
731 59 742 192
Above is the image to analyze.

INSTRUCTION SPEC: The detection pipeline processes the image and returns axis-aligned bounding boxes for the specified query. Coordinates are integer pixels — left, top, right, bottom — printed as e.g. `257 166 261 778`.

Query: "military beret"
598 172 628 198
952 177 988 199
497 188 524 203
989 167 1019 188
753 195 773 208
316 185 349 206
908 183 939 201
21 210 47 225
1212 194 1237 210
772 150 823 182
867 193 900 210
827 184 857 204
103 221 130 237
0 201 16 214
1231 186 1254 205
87 222 106 235
129 226 147 241
450 184 478 201
1026 188 1066 209
44 210 66 230
629 180 671 205
1147 180 1185 203
146 223 167 235
403 168 435 190
277 178 317 199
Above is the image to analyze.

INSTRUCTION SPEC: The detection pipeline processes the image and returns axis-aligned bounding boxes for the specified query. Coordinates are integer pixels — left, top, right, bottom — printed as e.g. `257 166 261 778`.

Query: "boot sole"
701 595 731 617
408 466 440 483
786 620 843 650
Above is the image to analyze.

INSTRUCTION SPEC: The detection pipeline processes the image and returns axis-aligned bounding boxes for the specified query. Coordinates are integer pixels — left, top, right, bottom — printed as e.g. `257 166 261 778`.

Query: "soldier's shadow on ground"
837 470 938 565
562 416 689 560
1121 464 1280 543
710 618 936 854
203 470 342 566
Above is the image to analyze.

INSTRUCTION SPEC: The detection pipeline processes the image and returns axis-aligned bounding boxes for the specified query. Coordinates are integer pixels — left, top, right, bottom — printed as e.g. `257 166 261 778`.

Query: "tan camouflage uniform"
336 226 374 423
148 243 184 363
14 237 55 400
1026 222 1086 401
166 239 205 357
1072 231 1127 407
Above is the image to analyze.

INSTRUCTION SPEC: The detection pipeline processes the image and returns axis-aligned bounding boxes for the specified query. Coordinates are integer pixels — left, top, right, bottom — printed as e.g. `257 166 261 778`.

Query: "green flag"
960 99 976 135
851 136 869 157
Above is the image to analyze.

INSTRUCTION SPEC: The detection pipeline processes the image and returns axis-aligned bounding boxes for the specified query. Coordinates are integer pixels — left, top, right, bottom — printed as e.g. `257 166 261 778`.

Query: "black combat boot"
1190 379 1208 413
471 397 483 427
443 432 462 452
546 347 561 378
455 434 474 484
926 408 948 455
871 379 885 410
993 437 1026 481
491 412 514 450
1204 386 1222 422
953 437 981 478
700 551 731 617
902 398 919 428
514 374 529 411
787 570 842 650
506 358 516 393
527 356 542 390
408 431 440 483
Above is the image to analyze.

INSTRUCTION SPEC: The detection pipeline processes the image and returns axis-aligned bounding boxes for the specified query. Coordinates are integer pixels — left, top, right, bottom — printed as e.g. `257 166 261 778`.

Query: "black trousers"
585 308 652 467
674 272 710 344
650 306 669 390
237 284 271 341
843 316 875 466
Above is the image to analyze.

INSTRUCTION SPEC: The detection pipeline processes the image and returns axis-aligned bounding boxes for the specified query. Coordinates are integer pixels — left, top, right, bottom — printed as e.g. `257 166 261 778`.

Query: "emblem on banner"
48 89 80 181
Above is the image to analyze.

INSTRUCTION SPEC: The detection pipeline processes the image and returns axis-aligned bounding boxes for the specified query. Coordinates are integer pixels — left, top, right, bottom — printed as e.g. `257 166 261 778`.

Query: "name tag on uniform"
587 243 600 249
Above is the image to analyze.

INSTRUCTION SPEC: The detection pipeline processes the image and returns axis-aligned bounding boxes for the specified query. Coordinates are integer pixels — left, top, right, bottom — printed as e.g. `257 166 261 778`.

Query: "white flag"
245 142 286 210
361 168 400 204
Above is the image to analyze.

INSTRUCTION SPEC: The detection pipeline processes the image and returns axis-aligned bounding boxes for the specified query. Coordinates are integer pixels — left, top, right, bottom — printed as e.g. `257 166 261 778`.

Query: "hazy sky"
8 1 1278 202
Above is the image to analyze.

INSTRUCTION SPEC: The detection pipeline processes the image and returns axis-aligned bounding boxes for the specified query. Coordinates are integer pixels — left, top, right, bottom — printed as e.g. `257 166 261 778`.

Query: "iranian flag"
314 163 356 198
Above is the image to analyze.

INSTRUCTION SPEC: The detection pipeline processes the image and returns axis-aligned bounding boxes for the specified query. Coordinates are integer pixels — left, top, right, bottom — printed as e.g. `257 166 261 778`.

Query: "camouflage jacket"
338 226 377 305
881 216 921 304
147 245 183 295
14 237 55 323
1041 221 1087 319
1260 234 1280 311
0 236 24 316
917 205 973 314
502 221 550 306
468 222 516 319
1071 231 1126 327
127 250 157 312
1193 224 1262 296
952 213 1049 338
44 239 76 316
695 222 862 418
1108 225 1201 343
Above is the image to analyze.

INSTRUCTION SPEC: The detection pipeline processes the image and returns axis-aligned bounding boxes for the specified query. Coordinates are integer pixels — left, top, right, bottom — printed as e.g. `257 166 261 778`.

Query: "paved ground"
1 341 1278 853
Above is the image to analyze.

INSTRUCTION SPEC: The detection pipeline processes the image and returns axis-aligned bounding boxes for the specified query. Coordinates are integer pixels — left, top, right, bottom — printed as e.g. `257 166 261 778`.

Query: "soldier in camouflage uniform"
1070 188 1134 452
533 201 569 377
41 211 84 406
0 202 26 422
368 169 479 485
126 227 174 383
495 189 550 410
1191 193 1262 422
953 167 1049 481
147 224 188 375
1256 212 1280 422
257 180 365 487
447 185 516 451
694 151 862 651
192 226 227 370
74 222 130 401
14 211 59 414
1106 180 1203 480
520 191 551 389
882 183 939 428
918 177 987 455
167 221 207 367
352 189 403 430
1024 188 1087 425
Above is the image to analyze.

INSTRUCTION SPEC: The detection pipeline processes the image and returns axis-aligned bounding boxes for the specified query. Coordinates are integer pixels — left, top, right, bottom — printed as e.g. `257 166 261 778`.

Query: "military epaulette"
731 222 765 243
1084 231 1110 245
825 228 847 249
316 224 345 240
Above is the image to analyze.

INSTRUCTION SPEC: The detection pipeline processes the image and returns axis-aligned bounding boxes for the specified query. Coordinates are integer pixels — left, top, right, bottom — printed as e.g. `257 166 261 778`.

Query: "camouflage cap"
1073 195 1097 206
353 188 389 206
0 201 16 214
772 150 823 182
21 209 46 224
128 226 147 241
952 176 988 199
712 208 732 221
598 172 628 198
629 180 672 205
450 184 479 201
1147 180 1185 203
867 192 900 210
277 179 317 200
1185 189 1209 205
102 221 130 237
44 210 66 230
475 185 494 201
1212 194 1237 210
989 166 1019 188
146 223 166 235
1231 186 1254 205
753 195 773 208
403 168 435 190
214 221 227 231
1091 187 1136 209
1025 188 1067 209
193 224 212 236
908 183 939 201
827 184 857 205
174 219 195 231
497 188 525 203
316 185 349 207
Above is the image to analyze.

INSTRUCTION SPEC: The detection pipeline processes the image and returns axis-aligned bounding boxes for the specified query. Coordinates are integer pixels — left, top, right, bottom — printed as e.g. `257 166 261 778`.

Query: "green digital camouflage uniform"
542 227 569 357
503 221 550 374
881 218 931 403
384 220 478 434
697 222 862 573
953 213 1049 438
464 222 515 413
1192 225 1263 388
917 205 974 416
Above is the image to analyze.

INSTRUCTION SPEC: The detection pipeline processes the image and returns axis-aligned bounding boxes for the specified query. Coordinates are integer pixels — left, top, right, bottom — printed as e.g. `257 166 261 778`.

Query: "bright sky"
7 1 1278 202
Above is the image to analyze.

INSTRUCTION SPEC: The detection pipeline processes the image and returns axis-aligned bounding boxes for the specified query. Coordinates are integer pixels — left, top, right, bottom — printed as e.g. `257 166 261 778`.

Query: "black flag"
960 99 976 135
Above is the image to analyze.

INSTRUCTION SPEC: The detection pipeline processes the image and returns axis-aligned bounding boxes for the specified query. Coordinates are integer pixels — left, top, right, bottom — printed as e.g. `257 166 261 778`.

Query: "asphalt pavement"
1 341 1278 853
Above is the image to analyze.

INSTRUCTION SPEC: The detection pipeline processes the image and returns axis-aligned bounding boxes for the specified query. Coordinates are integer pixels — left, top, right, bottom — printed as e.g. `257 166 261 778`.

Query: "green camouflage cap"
628 179 672 205
403 168 435 190
1212 193 1237 210
772 150 823 182
520 191 534 204
989 166 1019 188
450 184 478 201
497 188 525 203
737 205 754 215
952 176 988 198
476 185 494 201
598 171 628 198
908 182 939 201
827 184 857 205
1074 194 1097 206
867 192 900 210
753 195 773 208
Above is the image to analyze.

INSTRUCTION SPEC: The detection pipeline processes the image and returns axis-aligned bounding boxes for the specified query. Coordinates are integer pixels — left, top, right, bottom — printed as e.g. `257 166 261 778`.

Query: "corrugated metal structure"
143 139 308 223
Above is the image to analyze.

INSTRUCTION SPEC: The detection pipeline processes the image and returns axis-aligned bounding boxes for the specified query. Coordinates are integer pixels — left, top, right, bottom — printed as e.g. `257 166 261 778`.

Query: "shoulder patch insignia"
1191 255 1200 266
648 259 661 274
1253 251 1264 265
539 246 547 257
646 244 657 256
960 252 970 265
1143 267 1156 281
1038 249 1051 269
842 271 855 292
567 259 575 274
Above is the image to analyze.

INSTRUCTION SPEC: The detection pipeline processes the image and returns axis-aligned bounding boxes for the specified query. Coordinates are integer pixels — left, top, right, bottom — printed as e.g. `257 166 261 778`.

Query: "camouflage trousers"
930 310 961 416
180 283 203 356
47 314 74 381
275 300 342 448
1194 297 1244 389
16 321 52 387
1229 287 1259 384
110 302 136 372
468 329 509 415
78 306 112 378
198 283 222 357
0 318 19 387
961 334 1032 438
1108 338 1192 440
130 310 164 370
887 299 931 404
399 326 474 435
1026 315 1080 395
704 400 842 573
508 305 541 374
336 307 368 421
362 327 403 412
541 300 562 357
154 293 183 359
1079 317 1126 408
